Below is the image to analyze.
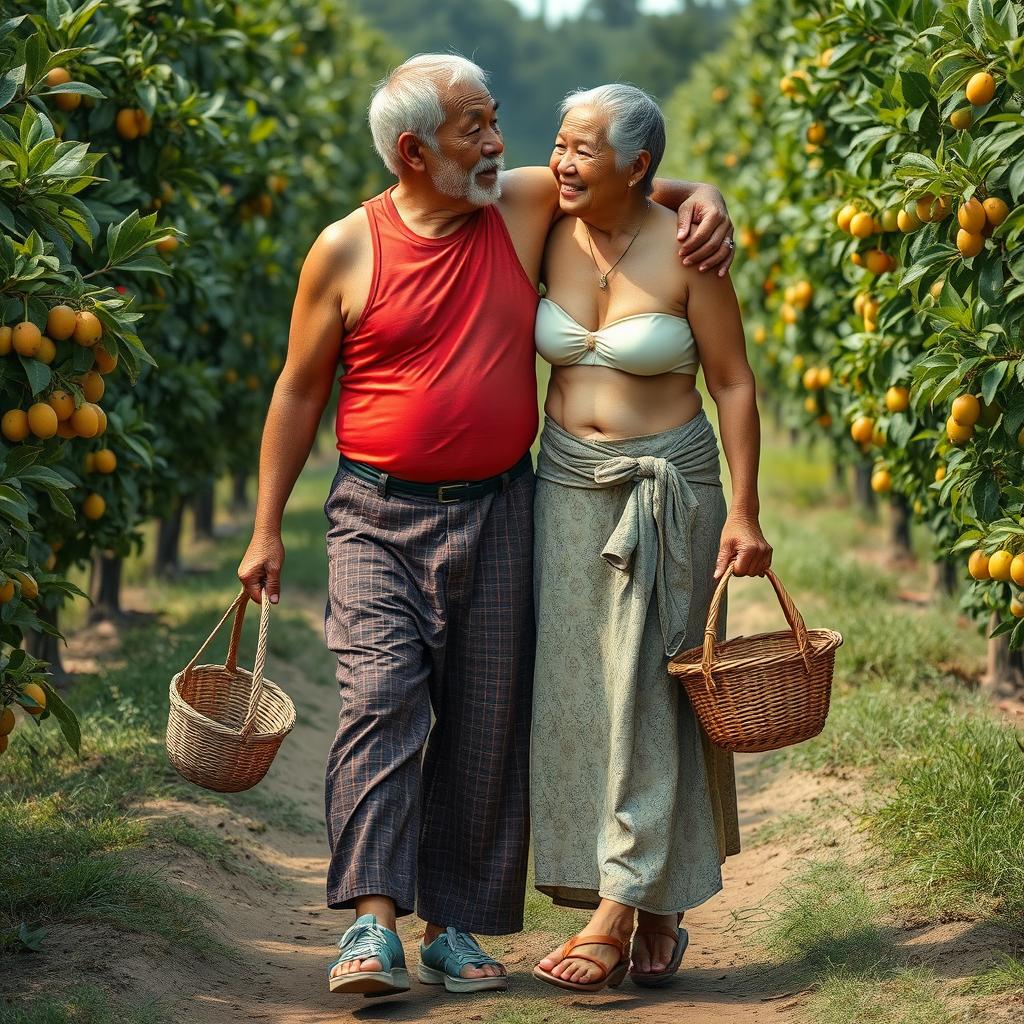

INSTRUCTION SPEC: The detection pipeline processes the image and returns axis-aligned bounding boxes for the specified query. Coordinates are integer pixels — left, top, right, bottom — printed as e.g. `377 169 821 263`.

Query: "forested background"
350 0 742 165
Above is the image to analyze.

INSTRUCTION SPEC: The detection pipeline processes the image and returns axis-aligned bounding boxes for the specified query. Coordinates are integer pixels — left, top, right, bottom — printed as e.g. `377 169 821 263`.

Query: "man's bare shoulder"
310 207 371 267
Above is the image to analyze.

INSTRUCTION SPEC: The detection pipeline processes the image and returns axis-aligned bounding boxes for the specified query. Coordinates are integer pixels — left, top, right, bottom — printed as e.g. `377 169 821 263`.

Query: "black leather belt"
340 451 533 503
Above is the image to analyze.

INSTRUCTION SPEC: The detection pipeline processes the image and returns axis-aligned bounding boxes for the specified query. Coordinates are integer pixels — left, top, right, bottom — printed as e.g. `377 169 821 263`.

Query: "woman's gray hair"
368 54 489 176
559 84 665 196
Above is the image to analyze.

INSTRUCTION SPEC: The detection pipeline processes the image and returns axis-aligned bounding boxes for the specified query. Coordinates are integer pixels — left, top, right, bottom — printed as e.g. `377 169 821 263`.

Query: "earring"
629 179 637 187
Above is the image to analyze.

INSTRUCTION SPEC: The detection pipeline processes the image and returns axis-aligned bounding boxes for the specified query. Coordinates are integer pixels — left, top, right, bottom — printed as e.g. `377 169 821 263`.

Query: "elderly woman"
530 84 773 994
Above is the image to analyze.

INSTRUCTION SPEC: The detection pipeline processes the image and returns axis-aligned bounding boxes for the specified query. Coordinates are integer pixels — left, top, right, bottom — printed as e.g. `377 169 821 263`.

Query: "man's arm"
236 222 350 605
500 166 736 275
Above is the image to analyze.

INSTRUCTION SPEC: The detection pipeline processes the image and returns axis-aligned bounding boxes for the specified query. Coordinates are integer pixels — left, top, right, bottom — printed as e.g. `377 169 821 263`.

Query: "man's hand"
238 530 285 605
677 184 736 277
713 512 772 579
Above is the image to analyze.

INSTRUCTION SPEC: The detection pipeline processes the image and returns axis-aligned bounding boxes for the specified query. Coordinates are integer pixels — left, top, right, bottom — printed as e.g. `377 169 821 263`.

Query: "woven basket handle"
181 587 271 738
701 562 812 688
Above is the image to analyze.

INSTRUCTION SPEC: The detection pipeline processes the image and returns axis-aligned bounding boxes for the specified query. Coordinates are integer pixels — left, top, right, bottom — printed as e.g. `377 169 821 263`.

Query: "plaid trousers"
322 460 535 935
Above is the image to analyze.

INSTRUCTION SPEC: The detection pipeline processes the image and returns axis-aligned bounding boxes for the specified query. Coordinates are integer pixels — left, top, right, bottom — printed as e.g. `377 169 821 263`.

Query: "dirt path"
127 579 824 1024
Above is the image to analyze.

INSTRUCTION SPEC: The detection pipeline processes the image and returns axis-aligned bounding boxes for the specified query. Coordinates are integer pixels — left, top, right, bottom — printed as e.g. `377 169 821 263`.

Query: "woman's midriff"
544 364 703 441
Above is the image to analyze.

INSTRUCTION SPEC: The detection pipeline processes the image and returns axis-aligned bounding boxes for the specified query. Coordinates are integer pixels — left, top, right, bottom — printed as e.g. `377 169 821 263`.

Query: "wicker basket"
166 588 295 792
667 564 843 753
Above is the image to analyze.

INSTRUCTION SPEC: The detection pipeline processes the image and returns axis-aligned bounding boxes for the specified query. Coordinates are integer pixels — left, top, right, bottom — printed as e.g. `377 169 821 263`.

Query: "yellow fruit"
935 465 947 482
965 71 996 106
958 198 987 233
885 386 910 413
36 336 57 365
44 551 57 572
83 493 106 520
872 427 885 446
793 280 813 307
880 208 900 232
969 549 991 580
806 121 826 145
46 67 71 87
862 297 880 320
819 47 834 68
933 195 952 220
850 416 874 444
850 212 875 238
950 108 973 130
978 400 1001 427
780 75 796 96
871 469 892 493
1018 426 1024 448
753 326 767 344
13 571 37 600
77 370 105 403
156 235 179 253
1010 554 1024 587
803 367 820 390
791 355 805 371
1 409 29 442
929 279 944 300
94 406 107 435
84 452 96 474
804 396 818 414
951 393 981 426
56 420 75 439
0 707 14 735
865 250 891 274
851 251 864 267
93 448 117 474
781 303 798 324
20 682 45 716
957 229 984 258
46 305 76 340
989 549 1013 581
817 413 832 427
983 197 1009 226
916 197 936 222
947 416 973 445
12 321 42 358
913 500 924 516
853 293 868 316
1011 598 1024 618
47 390 74 421
70 404 99 438
93 346 118 374
897 209 922 232
0 580 14 603
0 325 10 355
116 107 140 140
27 403 58 439
837 204 858 233
817 367 832 387
73 310 102 347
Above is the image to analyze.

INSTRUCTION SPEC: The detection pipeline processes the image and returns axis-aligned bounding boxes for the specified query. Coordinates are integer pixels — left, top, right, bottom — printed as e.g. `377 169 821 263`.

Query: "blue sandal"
328 913 410 997
418 927 509 992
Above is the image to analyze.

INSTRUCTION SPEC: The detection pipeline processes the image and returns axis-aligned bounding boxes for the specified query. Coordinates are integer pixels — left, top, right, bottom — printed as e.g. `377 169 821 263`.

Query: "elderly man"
237 53 736 998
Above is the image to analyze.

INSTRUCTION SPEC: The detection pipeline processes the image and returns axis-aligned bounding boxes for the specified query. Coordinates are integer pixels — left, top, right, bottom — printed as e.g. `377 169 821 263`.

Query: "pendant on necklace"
598 275 608 289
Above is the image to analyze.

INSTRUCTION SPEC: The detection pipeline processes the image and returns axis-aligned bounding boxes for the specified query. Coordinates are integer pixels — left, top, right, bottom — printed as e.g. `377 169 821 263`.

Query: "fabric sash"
535 410 723 657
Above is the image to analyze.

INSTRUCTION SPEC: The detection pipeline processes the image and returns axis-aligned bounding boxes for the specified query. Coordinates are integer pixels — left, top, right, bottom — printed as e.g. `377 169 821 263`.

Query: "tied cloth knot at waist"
536 413 723 658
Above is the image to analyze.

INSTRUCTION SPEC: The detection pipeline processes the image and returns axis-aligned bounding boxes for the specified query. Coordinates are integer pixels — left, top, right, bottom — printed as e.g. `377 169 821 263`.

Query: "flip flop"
629 925 689 988
418 927 508 992
328 913 410 997
533 933 630 993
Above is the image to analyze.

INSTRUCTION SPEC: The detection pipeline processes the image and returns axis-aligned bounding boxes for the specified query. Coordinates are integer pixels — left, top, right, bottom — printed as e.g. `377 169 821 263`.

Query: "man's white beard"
430 152 504 205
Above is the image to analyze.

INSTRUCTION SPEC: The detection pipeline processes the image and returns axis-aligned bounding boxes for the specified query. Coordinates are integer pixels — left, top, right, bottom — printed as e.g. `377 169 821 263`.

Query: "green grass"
0 987 169 1024
810 968 965 1024
0 455 339 1015
967 953 1024 996
483 995 598 1024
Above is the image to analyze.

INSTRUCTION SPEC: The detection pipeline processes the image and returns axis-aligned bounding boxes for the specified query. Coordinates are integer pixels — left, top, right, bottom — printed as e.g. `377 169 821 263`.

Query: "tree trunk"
889 495 915 562
982 610 1024 697
193 480 215 540
88 551 123 623
929 558 958 599
853 464 878 517
155 496 186 579
832 458 848 496
231 471 249 512
788 426 800 446
23 604 71 688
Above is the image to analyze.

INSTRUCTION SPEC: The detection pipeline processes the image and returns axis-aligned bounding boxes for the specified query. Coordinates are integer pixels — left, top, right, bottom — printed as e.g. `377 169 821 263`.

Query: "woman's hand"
713 511 772 579
677 184 736 277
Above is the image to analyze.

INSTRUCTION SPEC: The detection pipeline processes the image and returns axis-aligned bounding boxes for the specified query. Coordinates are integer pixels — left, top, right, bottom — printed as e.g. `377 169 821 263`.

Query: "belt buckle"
437 482 466 504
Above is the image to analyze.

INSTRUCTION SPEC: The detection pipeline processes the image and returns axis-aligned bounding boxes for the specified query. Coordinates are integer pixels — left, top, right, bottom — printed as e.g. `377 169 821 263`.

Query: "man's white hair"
559 83 665 197
368 54 490 176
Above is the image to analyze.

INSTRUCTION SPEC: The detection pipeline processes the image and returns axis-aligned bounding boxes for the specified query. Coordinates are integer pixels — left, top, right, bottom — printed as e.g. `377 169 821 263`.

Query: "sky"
512 0 684 20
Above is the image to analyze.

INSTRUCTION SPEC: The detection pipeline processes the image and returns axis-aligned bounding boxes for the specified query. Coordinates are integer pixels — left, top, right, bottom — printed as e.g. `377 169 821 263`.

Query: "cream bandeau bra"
535 297 699 377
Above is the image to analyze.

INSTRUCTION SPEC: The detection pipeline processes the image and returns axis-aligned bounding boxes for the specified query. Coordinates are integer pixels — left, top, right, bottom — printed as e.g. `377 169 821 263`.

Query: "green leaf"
981 361 1007 406
17 354 51 397
40 680 80 756
973 474 1001 522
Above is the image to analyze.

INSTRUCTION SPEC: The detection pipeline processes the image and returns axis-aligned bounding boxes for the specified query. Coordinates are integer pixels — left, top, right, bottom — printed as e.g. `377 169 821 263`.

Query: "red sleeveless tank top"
334 187 539 482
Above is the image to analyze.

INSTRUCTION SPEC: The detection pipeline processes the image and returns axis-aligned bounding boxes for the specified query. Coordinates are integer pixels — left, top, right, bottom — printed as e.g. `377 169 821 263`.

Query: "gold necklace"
584 199 651 289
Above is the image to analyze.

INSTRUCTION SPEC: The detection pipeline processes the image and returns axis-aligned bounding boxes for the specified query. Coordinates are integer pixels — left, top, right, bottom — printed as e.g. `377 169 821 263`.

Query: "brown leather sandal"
533 933 630 993
629 925 689 987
